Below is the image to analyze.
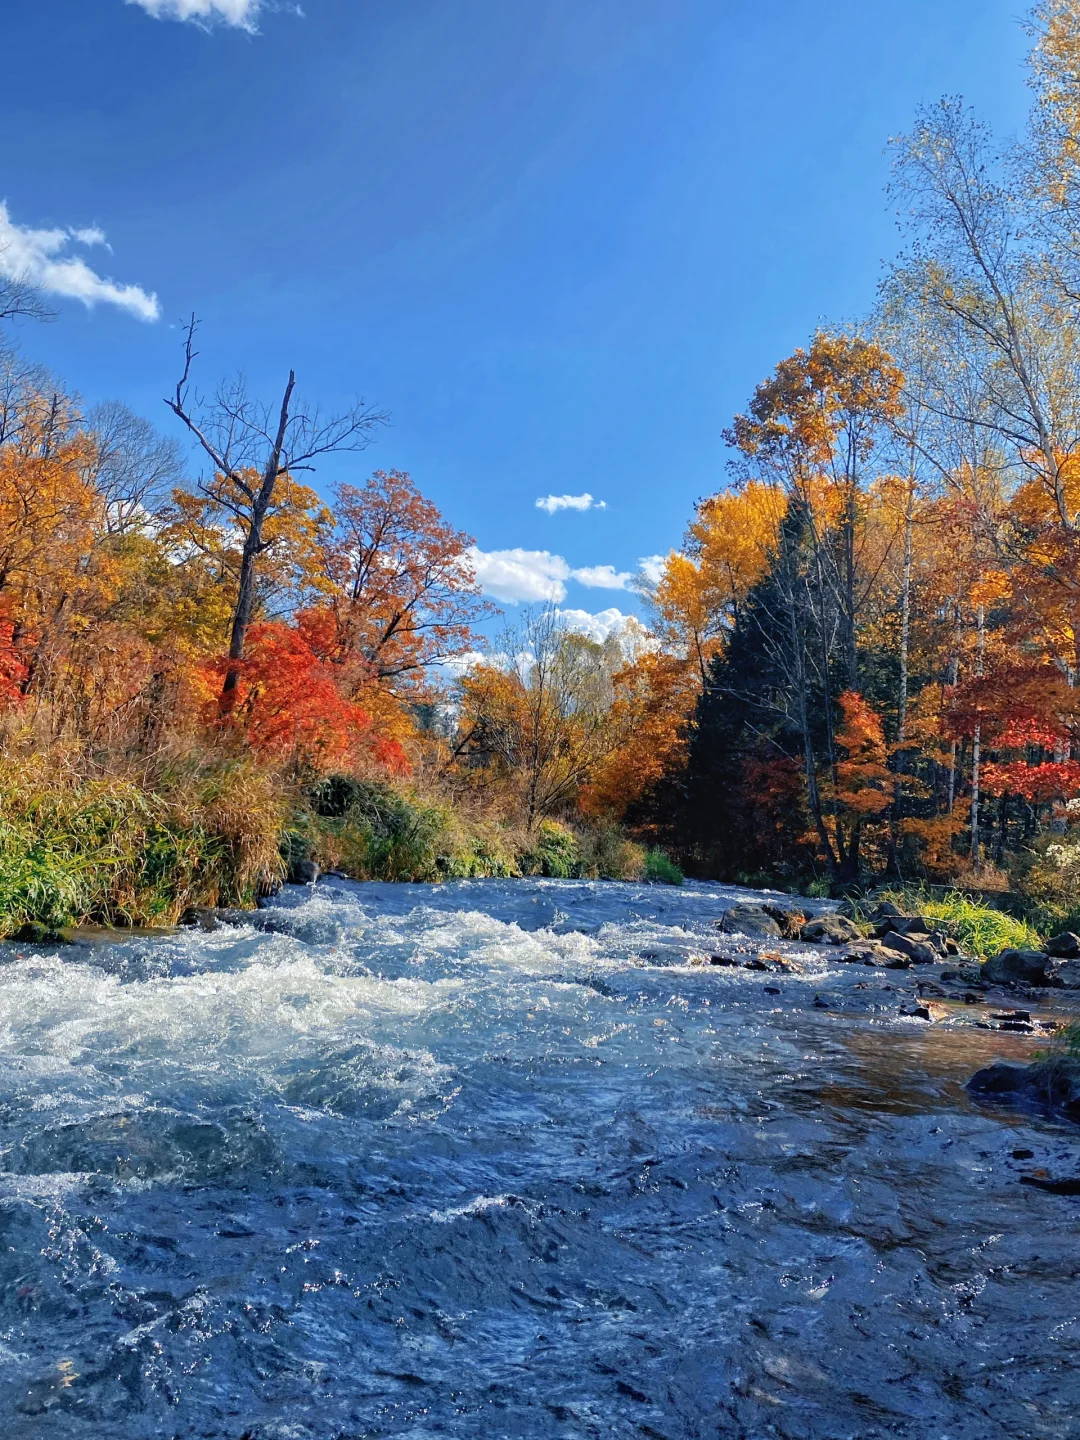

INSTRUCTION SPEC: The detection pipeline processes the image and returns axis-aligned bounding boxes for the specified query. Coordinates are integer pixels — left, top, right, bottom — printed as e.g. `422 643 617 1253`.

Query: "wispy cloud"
535 492 606 514
126 0 263 29
469 548 633 603
0 203 159 321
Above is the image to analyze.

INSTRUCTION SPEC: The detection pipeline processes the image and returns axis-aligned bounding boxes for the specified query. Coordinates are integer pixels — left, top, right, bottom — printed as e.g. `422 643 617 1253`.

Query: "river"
0 876 1077 1439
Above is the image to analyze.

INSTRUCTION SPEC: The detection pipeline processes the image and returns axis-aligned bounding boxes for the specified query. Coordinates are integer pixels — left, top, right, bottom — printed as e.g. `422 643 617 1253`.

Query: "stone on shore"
1048 958 1080 989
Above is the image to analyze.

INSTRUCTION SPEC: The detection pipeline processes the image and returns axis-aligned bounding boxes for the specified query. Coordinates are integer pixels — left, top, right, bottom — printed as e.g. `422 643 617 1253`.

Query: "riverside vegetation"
10 5 1080 943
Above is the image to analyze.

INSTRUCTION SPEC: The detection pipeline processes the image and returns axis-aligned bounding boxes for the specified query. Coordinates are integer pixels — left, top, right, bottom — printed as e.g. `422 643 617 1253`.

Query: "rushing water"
0 877 1078 1439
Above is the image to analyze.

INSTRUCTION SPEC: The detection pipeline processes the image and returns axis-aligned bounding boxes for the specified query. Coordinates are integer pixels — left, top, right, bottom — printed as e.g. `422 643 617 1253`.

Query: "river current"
0 876 1077 1439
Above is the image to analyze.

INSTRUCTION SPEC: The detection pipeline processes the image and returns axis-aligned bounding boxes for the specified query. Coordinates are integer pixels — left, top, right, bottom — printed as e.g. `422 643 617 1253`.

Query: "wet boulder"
879 930 937 965
758 903 807 938
900 1002 932 1021
968 1057 1080 1121
967 1062 1037 1099
8 921 72 945
1048 958 1080 989
983 948 1050 987
835 940 891 965
289 858 321 885
720 904 782 938
799 914 861 945
1047 931 1080 959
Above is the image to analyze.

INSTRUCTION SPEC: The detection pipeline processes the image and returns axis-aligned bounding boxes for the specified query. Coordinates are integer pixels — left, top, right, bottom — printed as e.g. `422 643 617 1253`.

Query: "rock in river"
720 904 782 938
879 930 937 965
1047 931 1080 959
968 1057 1080 1122
800 915 861 945
983 948 1051 986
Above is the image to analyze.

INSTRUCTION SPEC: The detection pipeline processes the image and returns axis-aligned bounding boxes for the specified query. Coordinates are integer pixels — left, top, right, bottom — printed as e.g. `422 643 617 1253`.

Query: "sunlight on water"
0 877 1076 1438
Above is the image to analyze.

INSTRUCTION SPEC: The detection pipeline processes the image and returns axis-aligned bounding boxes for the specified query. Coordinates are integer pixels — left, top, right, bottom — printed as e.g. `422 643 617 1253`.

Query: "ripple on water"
0 876 1077 1438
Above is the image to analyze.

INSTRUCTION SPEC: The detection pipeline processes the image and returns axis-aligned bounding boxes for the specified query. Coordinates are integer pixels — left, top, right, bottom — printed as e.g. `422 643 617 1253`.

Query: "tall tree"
164 317 385 707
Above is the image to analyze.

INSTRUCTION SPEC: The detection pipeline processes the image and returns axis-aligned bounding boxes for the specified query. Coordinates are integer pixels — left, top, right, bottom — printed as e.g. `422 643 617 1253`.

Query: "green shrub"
309 781 449 882
522 821 580 878
644 848 684 885
437 823 522 879
577 824 646 881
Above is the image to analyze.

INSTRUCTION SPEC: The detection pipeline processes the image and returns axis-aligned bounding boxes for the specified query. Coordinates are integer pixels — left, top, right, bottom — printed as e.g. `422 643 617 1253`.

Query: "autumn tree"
454 610 629 829
315 468 493 694
164 317 385 707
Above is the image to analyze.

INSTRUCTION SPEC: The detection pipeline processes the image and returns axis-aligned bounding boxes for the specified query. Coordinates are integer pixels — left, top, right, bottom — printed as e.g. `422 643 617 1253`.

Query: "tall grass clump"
300 777 522 881
867 885 1042 959
0 752 286 935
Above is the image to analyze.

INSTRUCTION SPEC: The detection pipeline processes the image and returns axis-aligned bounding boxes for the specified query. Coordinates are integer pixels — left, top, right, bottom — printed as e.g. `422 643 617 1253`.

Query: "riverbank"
0 756 686 939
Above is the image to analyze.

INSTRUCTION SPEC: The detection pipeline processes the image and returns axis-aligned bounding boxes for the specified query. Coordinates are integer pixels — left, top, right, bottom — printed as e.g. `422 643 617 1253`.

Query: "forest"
5 1 1080 936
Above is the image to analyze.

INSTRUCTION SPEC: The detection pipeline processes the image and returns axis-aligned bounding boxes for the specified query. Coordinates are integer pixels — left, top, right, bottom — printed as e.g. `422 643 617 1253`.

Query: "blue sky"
0 0 1032 633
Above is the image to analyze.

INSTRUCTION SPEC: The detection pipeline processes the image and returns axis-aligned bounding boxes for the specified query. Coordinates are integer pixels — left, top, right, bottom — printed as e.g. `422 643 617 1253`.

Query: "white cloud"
570 563 631 590
556 608 657 657
0 203 159 321
468 547 571 603
432 649 486 678
126 0 262 27
469 547 634 603
536 492 606 515
638 554 669 586
555 607 633 643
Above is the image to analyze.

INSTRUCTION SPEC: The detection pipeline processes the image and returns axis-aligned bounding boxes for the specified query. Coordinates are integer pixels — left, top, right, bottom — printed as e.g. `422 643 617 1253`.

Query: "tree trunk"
970 603 985 868
891 474 915 874
219 371 296 708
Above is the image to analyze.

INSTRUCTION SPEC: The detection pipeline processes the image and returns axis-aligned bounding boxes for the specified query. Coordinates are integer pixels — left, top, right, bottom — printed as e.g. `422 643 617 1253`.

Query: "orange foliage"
579 653 696 820
832 691 893 818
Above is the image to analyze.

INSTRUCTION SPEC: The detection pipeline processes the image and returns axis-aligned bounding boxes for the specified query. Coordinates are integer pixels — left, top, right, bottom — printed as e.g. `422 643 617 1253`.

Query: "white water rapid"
0 876 1076 1438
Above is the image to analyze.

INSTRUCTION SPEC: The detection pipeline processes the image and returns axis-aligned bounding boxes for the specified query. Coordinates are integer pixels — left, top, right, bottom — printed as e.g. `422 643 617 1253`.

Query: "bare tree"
164 316 387 705
0 249 53 327
85 400 185 533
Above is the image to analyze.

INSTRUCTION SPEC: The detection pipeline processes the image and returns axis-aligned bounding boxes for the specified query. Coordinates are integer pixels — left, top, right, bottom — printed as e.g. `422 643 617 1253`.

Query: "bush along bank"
0 764 688 940
283 781 686 888
0 753 285 939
